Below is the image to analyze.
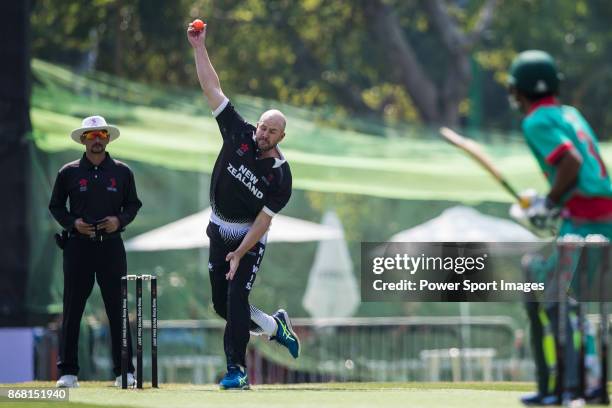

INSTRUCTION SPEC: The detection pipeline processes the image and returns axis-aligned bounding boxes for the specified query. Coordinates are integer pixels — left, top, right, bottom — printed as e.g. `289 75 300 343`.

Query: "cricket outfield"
0 381 594 408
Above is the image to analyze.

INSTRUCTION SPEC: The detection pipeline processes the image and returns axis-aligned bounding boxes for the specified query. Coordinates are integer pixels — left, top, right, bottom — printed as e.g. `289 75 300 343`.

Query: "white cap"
70 115 120 144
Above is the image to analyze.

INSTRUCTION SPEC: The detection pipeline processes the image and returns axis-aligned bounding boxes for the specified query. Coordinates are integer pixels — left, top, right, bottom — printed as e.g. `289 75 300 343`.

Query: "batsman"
507 50 612 405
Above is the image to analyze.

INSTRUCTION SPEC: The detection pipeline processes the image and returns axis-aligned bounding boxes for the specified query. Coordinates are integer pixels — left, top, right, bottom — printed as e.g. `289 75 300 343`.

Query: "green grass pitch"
0 381 573 408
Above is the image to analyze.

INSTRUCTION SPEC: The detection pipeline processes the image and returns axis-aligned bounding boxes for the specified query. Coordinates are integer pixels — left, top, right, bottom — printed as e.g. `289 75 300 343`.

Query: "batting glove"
525 195 560 230
510 189 560 234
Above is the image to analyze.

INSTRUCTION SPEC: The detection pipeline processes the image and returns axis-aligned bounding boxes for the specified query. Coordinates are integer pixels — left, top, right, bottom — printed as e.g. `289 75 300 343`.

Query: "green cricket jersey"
522 96 612 221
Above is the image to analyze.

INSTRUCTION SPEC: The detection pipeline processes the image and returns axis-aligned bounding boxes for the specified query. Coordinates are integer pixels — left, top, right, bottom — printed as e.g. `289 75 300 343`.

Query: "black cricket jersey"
210 99 292 224
49 152 142 231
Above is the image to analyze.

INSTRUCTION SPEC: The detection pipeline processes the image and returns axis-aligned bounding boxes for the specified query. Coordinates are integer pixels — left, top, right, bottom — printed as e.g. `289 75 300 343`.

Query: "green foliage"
31 0 612 135
477 0 612 136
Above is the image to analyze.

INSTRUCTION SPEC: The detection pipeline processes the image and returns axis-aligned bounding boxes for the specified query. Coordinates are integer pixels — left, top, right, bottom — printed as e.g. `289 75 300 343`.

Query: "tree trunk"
363 0 440 123
114 0 124 76
364 0 499 127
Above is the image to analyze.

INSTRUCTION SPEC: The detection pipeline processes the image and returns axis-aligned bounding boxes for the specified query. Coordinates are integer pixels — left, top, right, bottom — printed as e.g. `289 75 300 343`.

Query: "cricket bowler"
186 20 300 390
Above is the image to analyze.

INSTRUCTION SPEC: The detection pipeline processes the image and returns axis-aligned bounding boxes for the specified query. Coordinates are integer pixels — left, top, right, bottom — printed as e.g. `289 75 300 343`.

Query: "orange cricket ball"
192 19 205 31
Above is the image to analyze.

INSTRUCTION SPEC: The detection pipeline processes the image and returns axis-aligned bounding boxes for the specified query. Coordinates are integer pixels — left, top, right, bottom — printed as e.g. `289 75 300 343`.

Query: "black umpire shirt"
210 99 292 224
49 152 142 232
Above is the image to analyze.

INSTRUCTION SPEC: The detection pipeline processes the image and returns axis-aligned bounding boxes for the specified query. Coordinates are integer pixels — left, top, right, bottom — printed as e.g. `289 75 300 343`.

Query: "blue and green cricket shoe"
272 309 300 359
219 365 250 390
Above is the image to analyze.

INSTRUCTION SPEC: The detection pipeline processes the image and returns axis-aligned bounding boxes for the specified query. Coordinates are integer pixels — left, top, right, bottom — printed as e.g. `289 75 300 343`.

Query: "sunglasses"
83 131 109 140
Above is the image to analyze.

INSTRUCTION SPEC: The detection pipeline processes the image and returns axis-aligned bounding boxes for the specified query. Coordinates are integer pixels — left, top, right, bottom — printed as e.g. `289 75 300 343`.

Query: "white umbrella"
390 206 541 243
373 206 544 258
125 207 342 252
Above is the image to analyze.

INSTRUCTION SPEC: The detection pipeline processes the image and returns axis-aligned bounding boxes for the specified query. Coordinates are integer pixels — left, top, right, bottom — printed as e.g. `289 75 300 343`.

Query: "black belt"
68 232 121 242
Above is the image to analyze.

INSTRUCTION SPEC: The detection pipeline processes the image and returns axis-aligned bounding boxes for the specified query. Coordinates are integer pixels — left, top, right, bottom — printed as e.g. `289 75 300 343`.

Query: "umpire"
49 115 142 388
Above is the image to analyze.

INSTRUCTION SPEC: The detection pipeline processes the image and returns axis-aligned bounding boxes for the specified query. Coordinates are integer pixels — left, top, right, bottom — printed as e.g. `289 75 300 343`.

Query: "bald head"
259 109 287 132
255 109 287 154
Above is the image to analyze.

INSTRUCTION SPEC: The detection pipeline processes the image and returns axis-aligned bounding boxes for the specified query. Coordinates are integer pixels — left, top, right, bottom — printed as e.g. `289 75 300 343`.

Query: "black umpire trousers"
58 236 135 377
207 222 265 368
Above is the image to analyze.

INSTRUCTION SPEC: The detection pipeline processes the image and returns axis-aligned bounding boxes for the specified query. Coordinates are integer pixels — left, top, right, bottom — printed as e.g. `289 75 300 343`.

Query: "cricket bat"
440 127 528 207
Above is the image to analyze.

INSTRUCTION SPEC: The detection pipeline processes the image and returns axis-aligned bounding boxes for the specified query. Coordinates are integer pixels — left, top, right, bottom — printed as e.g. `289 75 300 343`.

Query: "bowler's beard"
257 139 275 152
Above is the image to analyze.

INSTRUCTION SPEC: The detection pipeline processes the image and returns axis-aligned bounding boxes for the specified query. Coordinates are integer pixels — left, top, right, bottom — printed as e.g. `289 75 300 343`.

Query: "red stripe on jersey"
565 194 612 221
546 142 573 165
526 96 559 116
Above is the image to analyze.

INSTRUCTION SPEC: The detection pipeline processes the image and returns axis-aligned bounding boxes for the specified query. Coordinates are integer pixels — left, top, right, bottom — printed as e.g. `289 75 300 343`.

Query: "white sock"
249 305 277 336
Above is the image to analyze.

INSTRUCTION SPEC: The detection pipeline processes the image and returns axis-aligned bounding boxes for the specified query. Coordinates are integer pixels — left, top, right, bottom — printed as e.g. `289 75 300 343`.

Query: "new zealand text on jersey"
227 163 264 199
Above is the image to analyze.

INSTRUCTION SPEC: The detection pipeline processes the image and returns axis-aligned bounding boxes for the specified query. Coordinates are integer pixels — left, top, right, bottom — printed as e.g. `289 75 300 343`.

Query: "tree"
478 0 612 137
362 0 500 126
30 0 612 136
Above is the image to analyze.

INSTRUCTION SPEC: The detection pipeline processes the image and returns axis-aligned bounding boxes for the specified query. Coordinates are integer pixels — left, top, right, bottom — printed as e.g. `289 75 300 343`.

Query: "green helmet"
507 50 561 97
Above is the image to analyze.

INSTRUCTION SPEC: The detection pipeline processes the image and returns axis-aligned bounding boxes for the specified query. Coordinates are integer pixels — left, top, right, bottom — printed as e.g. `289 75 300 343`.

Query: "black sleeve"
215 101 254 145
117 169 142 228
48 170 76 230
264 165 292 215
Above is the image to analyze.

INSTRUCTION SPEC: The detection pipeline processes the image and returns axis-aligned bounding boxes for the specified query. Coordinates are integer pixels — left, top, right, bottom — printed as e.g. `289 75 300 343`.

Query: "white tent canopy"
302 211 359 320
389 206 540 243
125 207 343 252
